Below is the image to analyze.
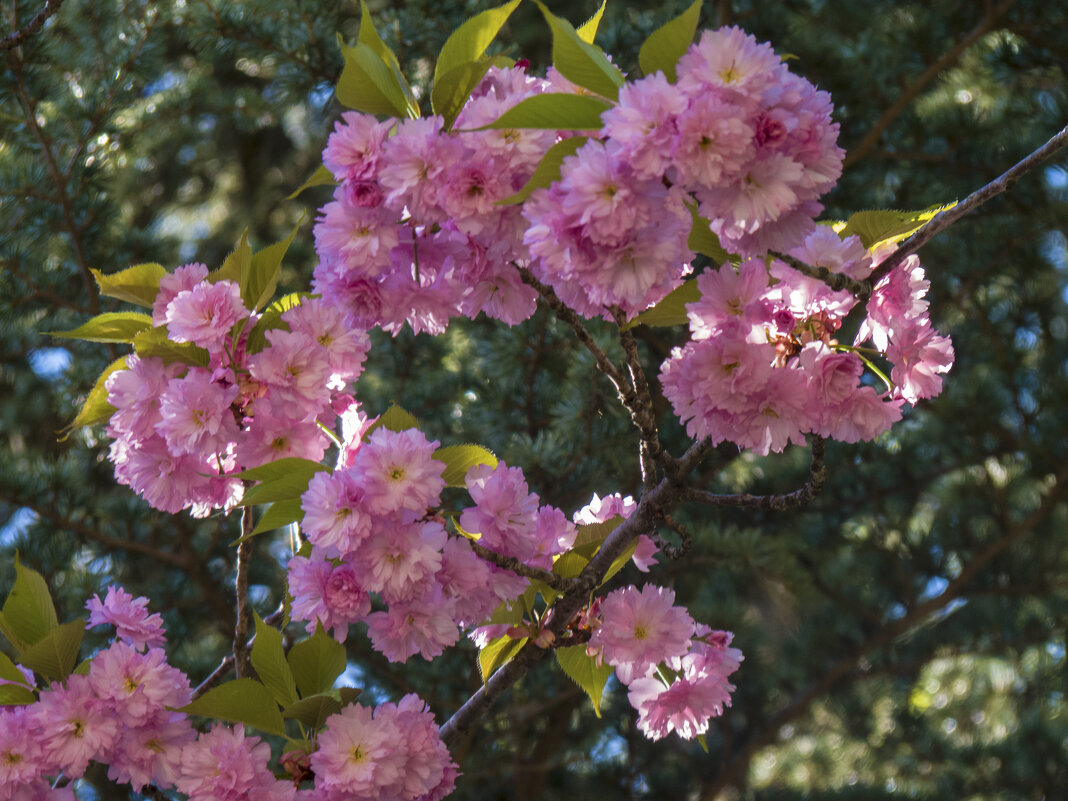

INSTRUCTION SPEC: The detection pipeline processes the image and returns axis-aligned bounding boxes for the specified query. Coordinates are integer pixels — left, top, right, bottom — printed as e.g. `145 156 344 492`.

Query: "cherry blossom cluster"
290 426 582 661
588 585 742 741
660 227 954 454
312 66 568 335
106 271 369 516
314 26 842 331
0 586 458 801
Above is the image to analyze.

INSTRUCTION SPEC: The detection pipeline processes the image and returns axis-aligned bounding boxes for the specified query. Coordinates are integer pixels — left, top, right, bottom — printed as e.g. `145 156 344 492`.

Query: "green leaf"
132 326 210 367
552 550 588 579
246 499 304 539
287 623 346 698
623 278 700 331
575 0 607 43
209 229 252 288
59 355 127 438
600 539 639 586
288 165 336 200
241 472 326 508
638 0 703 83
246 219 302 311
18 618 85 682
555 644 615 716
432 58 509 131
434 0 521 84
364 404 420 439
0 684 35 705
497 136 587 205
237 457 329 484
686 202 732 263
337 686 363 707
696 732 709 752
251 611 298 707
478 93 612 131
180 678 286 737
0 650 30 685
839 202 956 250
337 39 411 118
358 2 419 117
244 292 305 354
91 262 167 308
483 599 524 627
478 634 527 685
50 312 153 344
535 1 624 100
238 458 329 509
572 516 624 554
434 444 498 487
0 556 59 651
282 693 342 728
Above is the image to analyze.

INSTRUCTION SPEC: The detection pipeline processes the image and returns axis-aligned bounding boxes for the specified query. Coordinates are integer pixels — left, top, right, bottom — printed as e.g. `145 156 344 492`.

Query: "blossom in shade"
106 711 196 792
33 674 120 777
0 706 43 795
87 641 192 727
592 585 695 684
85 585 166 650
460 461 540 562
365 585 460 663
311 704 396 797
288 550 371 641
177 724 295 801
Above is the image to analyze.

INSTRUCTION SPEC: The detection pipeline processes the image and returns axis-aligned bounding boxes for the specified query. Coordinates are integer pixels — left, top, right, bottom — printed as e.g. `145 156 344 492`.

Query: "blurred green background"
1 0 1065 799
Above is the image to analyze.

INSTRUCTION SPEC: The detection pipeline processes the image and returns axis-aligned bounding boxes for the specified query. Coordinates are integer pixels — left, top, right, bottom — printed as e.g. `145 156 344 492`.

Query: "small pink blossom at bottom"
176 724 295 801
311 704 396 797
85 585 166 650
106 711 196 791
33 674 120 777
0 706 44 796
627 671 735 741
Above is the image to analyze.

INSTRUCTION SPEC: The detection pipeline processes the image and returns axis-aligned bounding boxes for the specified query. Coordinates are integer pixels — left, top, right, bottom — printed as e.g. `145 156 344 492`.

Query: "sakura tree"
2 1 1065 799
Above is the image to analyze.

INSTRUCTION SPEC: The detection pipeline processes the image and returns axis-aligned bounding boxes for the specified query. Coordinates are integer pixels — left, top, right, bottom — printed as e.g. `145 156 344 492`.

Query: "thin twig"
768 250 869 298
193 605 284 699
0 0 65 51
612 307 676 486
515 266 633 403
659 515 694 560
867 124 1068 287
683 437 826 511
465 537 577 593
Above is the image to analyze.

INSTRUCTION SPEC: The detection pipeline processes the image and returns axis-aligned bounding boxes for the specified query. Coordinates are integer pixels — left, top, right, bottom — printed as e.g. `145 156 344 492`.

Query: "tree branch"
684 437 826 511
464 536 577 593
699 465 1066 799
232 508 254 679
867 123 1068 287
0 0 65 51
842 0 1017 169
768 250 870 298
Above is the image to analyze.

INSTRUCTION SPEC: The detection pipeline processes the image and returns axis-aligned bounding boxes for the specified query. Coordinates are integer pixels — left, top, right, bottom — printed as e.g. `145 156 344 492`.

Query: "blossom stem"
232 505 255 678
768 249 869 297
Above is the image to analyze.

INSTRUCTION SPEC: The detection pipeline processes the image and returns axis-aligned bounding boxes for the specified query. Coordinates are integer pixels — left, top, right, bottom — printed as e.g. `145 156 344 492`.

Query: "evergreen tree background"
1 0 1065 798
